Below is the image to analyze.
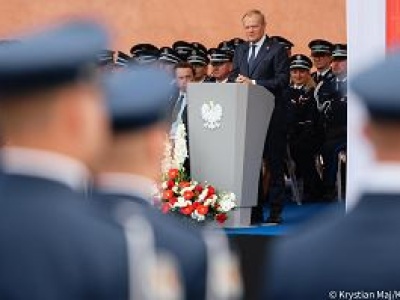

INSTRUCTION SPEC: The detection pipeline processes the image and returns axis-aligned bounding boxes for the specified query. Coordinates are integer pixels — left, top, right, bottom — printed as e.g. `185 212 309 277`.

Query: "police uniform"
271 36 294 56
308 39 335 84
96 67 208 300
265 50 400 300
0 21 128 300
319 44 347 199
172 40 193 61
205 48 234 83
187 45 210 83
288 54 323 200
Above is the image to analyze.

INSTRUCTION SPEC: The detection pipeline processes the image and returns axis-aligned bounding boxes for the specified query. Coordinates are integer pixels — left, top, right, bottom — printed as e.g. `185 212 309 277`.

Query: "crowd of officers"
100 36 348 202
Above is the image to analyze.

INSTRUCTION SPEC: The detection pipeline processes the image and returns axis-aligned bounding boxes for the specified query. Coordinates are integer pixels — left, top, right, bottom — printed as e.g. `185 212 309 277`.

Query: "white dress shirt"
170 92 187 137
0 147 89 191
96 172 157 204
248 35 267 61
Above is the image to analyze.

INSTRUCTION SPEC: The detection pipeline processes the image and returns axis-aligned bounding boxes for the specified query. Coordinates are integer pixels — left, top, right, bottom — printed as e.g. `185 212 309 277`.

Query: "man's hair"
242 9 266 25
174 62 195 76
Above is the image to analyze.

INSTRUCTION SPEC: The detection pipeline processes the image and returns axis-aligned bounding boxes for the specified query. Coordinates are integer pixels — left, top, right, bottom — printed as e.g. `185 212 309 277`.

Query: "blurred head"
290 68 311 86
175 62 194 93
0 78 109 170
312 53 332 72
158 61 176 76
211 62 233 81
242 10 266 43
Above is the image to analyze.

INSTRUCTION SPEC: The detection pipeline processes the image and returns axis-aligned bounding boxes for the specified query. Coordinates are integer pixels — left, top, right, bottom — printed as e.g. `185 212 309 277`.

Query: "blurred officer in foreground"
287 54 323 201
94 66 207 300
265 52 400 299
206 48 233 83
95 66 243 300
0 21 128 300
319 44 348 200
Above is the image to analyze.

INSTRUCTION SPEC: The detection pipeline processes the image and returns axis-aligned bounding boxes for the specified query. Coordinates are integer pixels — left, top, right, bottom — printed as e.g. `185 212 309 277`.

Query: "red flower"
168 169 179 180
169 197 178 205
194 185 203 193
196 205 209 215
179 181 191 188
181 205 194 215
162 190 174 200
183 190 194 200
215 213 227 224
162 203 171 214
207 186 216 197
166 180 175 189
192 202 201 209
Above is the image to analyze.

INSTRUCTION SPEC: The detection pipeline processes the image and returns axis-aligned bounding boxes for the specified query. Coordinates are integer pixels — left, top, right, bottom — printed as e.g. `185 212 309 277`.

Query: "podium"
187 83 275 227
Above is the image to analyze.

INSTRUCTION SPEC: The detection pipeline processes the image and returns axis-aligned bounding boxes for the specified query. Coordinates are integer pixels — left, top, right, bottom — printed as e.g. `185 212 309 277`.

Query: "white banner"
346 0 386 210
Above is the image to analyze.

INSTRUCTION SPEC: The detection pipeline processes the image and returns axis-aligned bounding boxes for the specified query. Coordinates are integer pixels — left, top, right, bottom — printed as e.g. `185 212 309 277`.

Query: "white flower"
191 210 205 222
173 197 192 208
161 135 173 175
171 122 188 169
172 186 179 193
161 181 168 189
204 197 216 206
218 198 236 212
198 189 208 201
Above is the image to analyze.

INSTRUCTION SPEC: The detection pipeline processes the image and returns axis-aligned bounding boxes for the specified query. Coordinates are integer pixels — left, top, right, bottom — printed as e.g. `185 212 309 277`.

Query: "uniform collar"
0 147 89 191
292 84 304 90
96 172 157 204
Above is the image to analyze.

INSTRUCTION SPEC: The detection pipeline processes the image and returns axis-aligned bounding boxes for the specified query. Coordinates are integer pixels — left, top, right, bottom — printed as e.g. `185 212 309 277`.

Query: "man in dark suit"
228 9 290 224
0 22 129 299
265 52 400 299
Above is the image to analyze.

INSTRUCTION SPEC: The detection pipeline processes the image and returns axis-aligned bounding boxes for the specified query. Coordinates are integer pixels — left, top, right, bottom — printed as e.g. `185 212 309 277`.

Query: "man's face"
242 15 265 43
192 64 208 82
312 54 332 71
331 59 347 76
175 67 194 92
290 69 310 85
211 62 233 81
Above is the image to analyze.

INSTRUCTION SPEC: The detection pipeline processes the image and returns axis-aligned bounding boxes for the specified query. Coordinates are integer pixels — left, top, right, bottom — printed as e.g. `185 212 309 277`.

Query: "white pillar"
346 0 386 210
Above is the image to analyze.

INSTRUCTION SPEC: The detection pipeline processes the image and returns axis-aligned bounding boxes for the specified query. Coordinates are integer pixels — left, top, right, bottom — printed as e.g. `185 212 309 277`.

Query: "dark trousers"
321 135 346 193
252 121 287 222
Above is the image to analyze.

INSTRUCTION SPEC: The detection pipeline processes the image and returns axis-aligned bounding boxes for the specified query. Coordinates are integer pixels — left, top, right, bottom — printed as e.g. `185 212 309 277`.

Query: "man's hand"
236 74 254 84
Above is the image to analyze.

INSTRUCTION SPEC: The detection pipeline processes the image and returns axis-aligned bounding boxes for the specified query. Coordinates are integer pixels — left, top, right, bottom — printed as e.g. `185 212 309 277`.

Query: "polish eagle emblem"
201 100 223 130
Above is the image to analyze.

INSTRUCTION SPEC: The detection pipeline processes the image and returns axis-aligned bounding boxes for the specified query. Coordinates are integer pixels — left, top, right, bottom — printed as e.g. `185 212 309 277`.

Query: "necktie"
171 94 186 137
248 44 257 72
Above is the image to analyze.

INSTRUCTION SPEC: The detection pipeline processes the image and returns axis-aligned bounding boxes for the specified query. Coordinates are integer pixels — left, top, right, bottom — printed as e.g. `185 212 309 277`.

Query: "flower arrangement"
155 122 237 225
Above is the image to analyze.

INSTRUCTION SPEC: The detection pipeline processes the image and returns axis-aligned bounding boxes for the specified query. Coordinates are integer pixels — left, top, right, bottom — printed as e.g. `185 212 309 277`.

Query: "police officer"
308 39 335 84
288 54 323 200
115 50 132 68
206 48 233 83
159 46 182 76
130 43 160 65
272 36 294 57
172 40 193 61
319 44 347 200
94 67 207 300
187 42 210 83
0 21 128 300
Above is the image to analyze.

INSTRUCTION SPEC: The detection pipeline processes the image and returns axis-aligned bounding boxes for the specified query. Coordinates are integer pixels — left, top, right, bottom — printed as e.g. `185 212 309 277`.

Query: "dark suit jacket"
265 193 400 300
229 35 290 137
0 174 128 300
93 190 207 300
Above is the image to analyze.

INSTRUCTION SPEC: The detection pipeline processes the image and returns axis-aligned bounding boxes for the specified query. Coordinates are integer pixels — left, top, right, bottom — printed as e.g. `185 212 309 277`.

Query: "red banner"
387 0 400 48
